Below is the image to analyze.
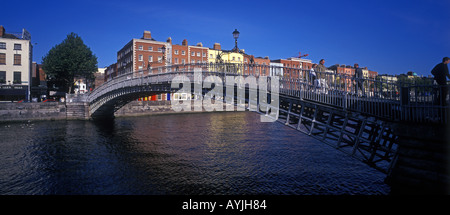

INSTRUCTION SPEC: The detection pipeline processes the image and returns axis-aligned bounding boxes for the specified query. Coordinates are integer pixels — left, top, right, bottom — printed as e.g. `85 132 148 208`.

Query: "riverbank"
0 102 67 122
0 100 238 122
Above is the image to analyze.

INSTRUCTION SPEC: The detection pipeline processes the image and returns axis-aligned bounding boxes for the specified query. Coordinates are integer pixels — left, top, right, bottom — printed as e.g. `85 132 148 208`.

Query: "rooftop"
0 25 31 40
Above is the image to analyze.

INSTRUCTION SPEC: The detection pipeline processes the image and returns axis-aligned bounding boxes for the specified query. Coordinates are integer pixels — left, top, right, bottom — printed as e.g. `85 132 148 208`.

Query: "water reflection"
0 112 390 195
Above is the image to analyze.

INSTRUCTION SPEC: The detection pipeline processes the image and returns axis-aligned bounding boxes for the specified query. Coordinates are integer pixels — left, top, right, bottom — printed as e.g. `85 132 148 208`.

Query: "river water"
0 111 390 195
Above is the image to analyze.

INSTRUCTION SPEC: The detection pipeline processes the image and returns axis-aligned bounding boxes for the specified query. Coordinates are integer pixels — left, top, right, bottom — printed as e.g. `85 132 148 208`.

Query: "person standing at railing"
316 59 326 78
431 57 450 105
310 64 317 85
316 59 327 89
354 64 364 96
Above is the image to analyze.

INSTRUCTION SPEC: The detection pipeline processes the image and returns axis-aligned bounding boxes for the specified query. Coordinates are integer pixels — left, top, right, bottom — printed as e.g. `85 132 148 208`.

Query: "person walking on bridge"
316 59 326 78
310 64 317 84
315 59 327 90
354 64 364 96
431 57 450 105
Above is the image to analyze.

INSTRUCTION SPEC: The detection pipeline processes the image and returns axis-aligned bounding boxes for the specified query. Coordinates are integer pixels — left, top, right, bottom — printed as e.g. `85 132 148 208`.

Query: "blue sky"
2 0 449 76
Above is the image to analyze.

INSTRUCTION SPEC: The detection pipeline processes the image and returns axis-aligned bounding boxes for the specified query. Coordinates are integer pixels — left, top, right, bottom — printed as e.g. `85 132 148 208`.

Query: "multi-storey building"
243 54 270 76
116 31 167 76
188 42 209 64
271 57 312 79
208 43 244 68
0 25 33 101
113 31 218 81
172 39 189 65
104 63 117 82
378 74 398 83
330 64 355 77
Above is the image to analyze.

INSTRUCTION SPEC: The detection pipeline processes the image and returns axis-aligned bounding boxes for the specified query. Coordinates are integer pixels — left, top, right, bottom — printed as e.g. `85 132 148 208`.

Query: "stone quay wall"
0 99 237 122
0 102 67 122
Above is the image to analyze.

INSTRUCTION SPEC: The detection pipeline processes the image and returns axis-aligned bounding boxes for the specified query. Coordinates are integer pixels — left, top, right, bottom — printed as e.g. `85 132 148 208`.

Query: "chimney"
0 25 5 37
213 43 221 50
143 31 151 39
167 37 172 44
196 42 203 47
182 39 188 46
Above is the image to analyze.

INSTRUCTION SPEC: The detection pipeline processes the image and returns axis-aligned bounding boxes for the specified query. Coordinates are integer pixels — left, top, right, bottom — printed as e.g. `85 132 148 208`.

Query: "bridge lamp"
232 29 240 52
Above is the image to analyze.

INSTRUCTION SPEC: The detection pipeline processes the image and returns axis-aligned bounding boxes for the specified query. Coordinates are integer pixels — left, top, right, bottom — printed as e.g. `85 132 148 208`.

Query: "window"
148 46 153 51
174 50 179 55
182 59 185 64
149 56 153 62
174 58 178 64
182 51 185 55
203 52 206 57
191 52 195 56
14 44 21 50
14 54 21 65
196 52 200 57
0 53 5 64
158 56 162 62
210 54 213 58
0 71 5 83
0 43 5 49
138 45 143 50
138 55 143 61
158 47 162 52
13 71 21 84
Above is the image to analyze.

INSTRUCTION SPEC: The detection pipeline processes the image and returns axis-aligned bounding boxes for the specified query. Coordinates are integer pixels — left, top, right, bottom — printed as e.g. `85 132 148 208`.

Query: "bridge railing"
90 63 448 123
398 84 449 123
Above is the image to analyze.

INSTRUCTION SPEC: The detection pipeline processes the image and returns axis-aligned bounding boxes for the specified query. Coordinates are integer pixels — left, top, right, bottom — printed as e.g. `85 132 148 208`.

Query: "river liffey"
0 111 390 195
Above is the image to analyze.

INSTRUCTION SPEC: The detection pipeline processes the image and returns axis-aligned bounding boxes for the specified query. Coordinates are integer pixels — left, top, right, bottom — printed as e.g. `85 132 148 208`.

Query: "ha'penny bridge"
71 63 449 194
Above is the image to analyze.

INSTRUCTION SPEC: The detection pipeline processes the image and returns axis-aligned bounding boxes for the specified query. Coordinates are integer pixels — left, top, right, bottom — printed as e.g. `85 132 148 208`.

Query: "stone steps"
66 102 89 120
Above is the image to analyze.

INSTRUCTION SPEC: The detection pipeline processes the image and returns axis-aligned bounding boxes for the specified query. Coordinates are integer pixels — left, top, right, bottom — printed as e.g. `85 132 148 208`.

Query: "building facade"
271 57 312 79
116 31 168 76
0 25 32 101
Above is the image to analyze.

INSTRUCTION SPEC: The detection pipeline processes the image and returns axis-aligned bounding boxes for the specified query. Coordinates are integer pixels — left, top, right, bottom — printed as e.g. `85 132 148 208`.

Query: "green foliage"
397 74 433 87
42 32 98 93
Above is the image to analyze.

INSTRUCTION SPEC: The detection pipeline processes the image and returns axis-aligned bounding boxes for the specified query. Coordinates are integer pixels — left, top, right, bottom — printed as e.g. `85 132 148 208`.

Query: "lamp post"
232 29 240 52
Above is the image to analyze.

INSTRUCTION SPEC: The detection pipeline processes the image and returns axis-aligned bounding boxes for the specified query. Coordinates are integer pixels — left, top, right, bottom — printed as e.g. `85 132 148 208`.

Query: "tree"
42 32 98 93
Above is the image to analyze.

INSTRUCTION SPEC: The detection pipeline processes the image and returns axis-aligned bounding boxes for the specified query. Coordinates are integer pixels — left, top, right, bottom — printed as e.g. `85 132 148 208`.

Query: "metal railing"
89 63 448 123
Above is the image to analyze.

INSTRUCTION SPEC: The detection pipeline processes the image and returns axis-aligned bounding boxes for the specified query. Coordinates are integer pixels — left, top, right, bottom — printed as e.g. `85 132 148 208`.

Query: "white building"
0 25 32 101
269 62 283 77
74 78 87 94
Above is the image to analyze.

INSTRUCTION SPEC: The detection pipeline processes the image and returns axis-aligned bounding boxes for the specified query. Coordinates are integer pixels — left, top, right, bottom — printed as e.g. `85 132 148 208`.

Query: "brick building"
271 57 312 79
116 31 167 75
243 54 270 76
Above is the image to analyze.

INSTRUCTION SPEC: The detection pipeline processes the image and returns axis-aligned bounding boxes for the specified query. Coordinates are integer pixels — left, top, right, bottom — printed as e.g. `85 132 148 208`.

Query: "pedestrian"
315 59 327 88
354 63 364 96
431 57 450 105
310 64 317 84
316 59 326 77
